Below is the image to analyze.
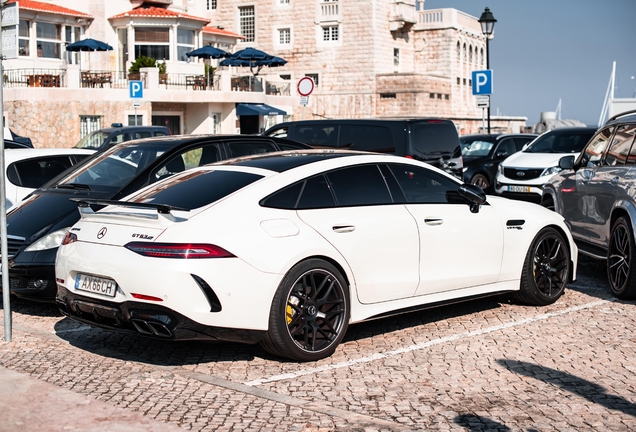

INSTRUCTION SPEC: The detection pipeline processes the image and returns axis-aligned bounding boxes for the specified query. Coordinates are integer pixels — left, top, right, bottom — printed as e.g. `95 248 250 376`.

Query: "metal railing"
3 69 66 88
160 73 221 90
266 81 291 96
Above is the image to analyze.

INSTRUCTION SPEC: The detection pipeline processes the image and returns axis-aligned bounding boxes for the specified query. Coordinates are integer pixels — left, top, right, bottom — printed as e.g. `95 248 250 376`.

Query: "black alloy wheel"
261 259 349 361
515 228 570 305
470 173 490 191
607 216 636 299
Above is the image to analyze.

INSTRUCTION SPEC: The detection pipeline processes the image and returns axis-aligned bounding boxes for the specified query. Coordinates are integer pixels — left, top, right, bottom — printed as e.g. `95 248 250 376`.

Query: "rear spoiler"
70 198 189 222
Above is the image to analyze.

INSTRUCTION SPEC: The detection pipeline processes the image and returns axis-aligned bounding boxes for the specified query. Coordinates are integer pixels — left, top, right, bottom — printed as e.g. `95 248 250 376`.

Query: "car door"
570 127 615 242
295 164 421 304
489 137 517 183
386 163 504 296
582 125 635 248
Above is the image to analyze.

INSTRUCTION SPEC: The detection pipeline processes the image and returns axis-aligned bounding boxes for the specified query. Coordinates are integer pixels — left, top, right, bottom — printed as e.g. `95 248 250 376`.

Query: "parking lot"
1 255 636 431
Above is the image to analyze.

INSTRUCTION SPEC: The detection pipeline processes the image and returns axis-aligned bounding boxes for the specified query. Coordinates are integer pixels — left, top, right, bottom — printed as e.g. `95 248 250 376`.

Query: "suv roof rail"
606 109 636 125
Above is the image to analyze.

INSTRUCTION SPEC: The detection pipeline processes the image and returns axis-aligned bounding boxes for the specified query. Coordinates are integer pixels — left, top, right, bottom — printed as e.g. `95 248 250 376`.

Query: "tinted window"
132 170 262 210
266 126 288 138
261 182 304 209
75 131 110 149
134 131 152 139
227 141 277 158
579 128 614 167
526 130 595 154
155 131 168 137
461 138 495 157
297 175 336 209
338 125 395 152
388 164 460 204
606 125 636 166
325 165 392 206
494 138 516 159
295 125 338 147
410 122 460 155
513 137 535 151
10 156 73 188
109 133 130 146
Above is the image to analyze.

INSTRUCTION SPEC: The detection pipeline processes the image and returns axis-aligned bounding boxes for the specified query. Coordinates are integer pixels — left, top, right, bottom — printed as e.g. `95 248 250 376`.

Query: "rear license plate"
508 185 530 193
74 274 117 298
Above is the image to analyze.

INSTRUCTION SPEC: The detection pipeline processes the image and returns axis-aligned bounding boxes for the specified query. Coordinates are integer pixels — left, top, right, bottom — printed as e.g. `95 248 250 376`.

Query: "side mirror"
458 183 487 213
495 151 507 159
559 155 575 170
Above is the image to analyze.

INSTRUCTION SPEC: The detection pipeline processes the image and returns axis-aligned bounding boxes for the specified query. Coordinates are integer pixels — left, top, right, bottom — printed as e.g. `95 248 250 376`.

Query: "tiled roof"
202 26 245 40
109 6 210 23
6 0 92 18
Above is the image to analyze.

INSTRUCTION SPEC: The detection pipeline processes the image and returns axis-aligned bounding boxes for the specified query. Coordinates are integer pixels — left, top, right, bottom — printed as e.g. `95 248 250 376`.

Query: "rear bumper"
2 263 57 302
56 286 265 344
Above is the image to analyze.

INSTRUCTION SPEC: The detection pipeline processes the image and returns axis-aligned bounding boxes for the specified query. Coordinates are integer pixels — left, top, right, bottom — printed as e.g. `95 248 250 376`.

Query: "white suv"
494 127 597 203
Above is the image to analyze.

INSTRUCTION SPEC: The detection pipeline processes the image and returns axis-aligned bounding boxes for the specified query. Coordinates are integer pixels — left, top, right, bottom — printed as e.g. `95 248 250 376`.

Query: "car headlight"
541 166 561 177
25 228 70 252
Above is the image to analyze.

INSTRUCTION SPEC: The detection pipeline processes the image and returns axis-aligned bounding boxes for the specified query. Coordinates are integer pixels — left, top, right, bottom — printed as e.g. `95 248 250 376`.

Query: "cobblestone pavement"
2 256 636 431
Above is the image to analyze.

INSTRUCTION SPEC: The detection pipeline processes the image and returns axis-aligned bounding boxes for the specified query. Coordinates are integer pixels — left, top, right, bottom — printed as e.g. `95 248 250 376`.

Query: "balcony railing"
319 0 340 22
390 1 417 31
2 68 290 95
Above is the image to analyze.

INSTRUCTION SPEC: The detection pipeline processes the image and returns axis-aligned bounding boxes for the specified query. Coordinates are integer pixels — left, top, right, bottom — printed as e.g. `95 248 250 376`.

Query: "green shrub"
129 56 166 74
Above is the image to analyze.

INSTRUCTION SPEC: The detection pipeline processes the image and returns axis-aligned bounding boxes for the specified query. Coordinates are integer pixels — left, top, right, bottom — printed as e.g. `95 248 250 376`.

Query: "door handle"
424 218 443 226
333 225 355 233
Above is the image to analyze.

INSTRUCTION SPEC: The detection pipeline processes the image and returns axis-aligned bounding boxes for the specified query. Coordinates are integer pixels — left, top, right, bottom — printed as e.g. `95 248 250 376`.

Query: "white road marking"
244 300 609 386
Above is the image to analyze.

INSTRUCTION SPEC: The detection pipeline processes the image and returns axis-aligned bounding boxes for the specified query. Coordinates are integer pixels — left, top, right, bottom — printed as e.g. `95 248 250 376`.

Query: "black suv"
542 109 636 298
1 134 310 302
264 119 463 178
74 124 171 151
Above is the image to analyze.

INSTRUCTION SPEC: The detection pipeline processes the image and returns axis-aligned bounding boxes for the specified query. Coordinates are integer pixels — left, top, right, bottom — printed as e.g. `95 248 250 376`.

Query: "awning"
236 103 286 116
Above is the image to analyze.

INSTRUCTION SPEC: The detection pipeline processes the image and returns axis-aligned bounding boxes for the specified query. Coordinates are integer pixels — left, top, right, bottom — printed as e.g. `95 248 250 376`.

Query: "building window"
128 115 143 126
380 93 396 99
280 0 290 4
239 6 255 43
80 116 102 138
18 20 30 56
207 0 217 10
305 73 319 86
278 28 291 45
456 77 460 85
429 93 435 99
322 25 338 41
394 48 399 66
134 27 170 60
177 28 195 62
64 25 81 64
36 22 62 58
280 74 291 80
212 113 221 134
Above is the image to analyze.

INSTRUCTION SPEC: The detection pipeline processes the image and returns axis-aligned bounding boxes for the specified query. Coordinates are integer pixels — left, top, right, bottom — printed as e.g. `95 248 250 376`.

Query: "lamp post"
478 7 496 133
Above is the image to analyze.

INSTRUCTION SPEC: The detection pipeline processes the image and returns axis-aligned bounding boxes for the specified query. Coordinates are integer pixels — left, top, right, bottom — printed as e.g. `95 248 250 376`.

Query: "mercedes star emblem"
97 227 108 239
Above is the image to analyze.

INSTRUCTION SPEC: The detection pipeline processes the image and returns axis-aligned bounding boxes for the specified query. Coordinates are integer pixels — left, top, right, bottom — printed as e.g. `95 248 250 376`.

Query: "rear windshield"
524 131 595 154
411 122 460 155
131 170 262 210
460 136 497 157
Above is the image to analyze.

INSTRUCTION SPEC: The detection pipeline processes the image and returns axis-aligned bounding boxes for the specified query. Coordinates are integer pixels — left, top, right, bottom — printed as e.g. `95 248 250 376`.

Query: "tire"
470 173 490 191
260 259 350 361
607 216 636 299
513 227 570 305
541 196 555 211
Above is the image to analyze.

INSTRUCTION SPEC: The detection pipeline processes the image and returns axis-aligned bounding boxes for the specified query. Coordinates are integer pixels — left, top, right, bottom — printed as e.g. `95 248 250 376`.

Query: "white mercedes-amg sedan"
55 150 578 361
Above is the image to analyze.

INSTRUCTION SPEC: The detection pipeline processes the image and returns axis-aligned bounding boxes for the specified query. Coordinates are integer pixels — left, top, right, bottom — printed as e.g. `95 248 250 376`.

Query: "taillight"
131 293 163 302
561 186 576 193
124 242 235 259
61 232 78 245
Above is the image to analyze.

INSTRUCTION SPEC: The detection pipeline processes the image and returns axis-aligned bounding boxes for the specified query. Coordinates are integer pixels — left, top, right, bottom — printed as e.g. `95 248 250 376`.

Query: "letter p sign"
129 80 143 99
472 70 493 95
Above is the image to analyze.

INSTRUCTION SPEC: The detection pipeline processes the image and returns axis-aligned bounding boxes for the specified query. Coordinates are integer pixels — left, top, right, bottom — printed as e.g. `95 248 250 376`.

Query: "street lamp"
478 7 496 133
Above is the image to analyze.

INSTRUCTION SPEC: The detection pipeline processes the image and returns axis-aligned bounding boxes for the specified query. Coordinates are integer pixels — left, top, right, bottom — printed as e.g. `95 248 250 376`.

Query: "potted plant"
128 56 166 81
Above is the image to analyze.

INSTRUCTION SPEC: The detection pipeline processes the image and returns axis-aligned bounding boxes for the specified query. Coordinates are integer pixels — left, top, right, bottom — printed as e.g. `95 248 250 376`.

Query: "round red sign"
297 76 315 96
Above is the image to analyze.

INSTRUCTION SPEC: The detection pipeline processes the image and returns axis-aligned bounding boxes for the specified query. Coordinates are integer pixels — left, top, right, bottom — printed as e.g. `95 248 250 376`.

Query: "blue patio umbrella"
185 46 230 59
65 38 113 52
229 47 272 61
219 58 252 67
65 38 113 71
255 56 287 67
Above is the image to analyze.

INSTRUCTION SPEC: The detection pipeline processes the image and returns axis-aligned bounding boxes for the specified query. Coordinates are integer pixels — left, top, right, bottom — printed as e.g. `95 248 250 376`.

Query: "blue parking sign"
472 70 493 95
129 80 143 98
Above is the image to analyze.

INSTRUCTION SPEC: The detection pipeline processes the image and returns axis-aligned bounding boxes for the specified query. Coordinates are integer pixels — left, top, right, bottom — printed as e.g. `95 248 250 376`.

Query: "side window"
606 125 636 166
295 125 338 147
11 156 73 188
227 141 277 158
261 182 304 209
266 126 288 138
580 127 614 167
152 155 186 182
338 125 395 152
155 131 168 137
388 163 460 204
325 165 392 206
109 133 130 145
297 175 335 209
134 131 152 139
494 138 516 159
513 137 534 151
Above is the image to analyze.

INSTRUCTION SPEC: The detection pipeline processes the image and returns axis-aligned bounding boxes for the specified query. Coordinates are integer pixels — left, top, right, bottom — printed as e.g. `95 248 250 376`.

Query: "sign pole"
481 107 485 134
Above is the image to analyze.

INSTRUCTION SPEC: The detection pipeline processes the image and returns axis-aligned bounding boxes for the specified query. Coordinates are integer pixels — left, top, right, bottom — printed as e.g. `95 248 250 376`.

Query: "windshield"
53 142 169 192
460 137 496 157
75 131 111 149
524 131 594 154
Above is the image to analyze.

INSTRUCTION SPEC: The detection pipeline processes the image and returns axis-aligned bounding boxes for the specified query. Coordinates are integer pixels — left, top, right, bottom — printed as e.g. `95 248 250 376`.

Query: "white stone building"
0 0 525 148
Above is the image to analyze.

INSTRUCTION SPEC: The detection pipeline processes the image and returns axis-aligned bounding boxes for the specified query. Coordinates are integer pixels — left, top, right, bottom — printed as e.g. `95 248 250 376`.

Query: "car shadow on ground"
0 295 61 318
51 294 511 366
497 359 636 419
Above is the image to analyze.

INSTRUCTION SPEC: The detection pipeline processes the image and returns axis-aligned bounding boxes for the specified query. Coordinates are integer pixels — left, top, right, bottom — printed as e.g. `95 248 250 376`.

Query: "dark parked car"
264 118 463 178
542 109 636 299
3 139 34 149
1 134 310 302
460 133 537 192
74 124 171 151
4 127 33 148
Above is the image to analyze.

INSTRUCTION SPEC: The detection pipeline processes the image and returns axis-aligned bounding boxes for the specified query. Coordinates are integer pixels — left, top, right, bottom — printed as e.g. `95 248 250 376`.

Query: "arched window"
480 47 484 67
469 45 473 63
462 43 466 62
456 41 461 63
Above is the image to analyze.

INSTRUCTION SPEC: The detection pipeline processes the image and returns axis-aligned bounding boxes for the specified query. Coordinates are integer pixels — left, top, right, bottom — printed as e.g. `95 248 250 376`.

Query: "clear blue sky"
425 0 636 126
